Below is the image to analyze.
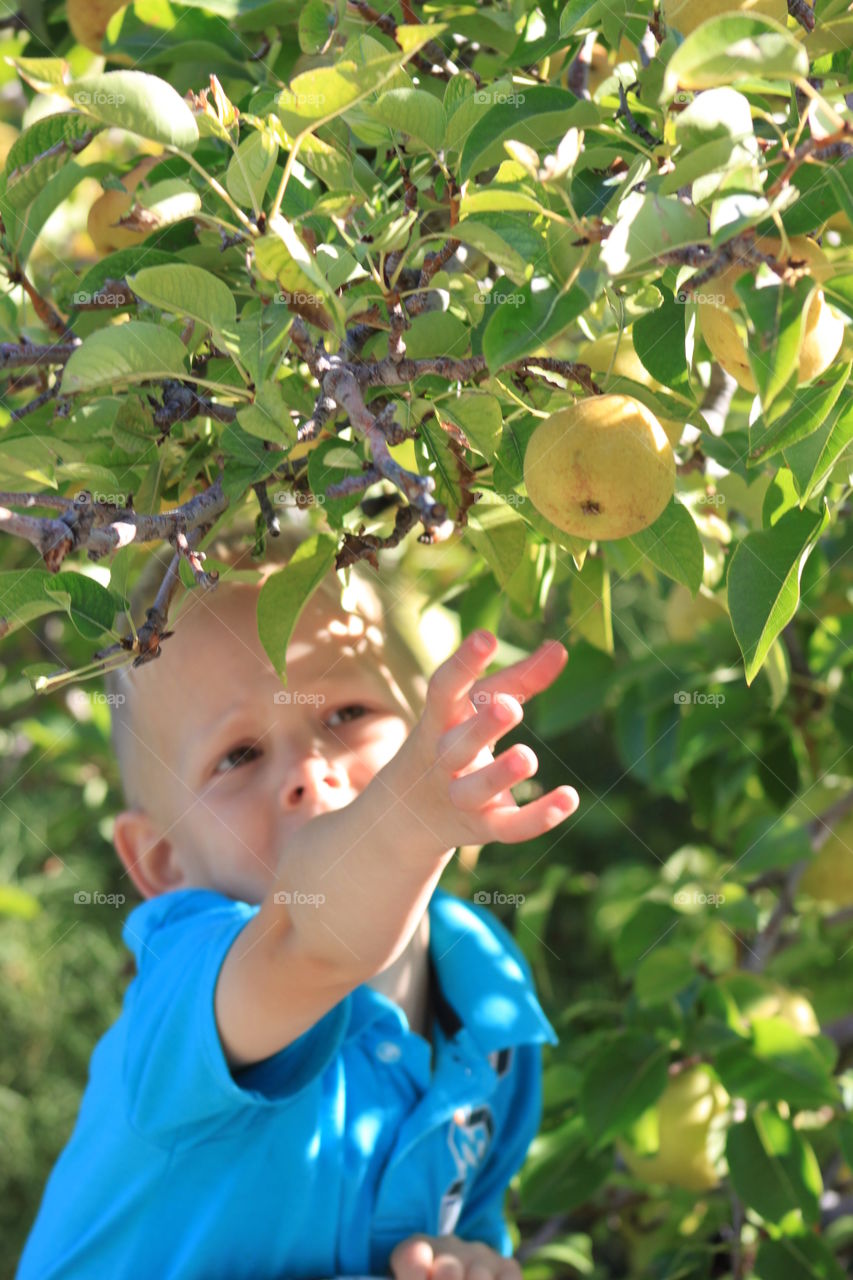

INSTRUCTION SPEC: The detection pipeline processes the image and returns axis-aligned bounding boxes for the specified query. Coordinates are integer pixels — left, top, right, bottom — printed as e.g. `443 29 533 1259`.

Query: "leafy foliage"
1 0 853 1276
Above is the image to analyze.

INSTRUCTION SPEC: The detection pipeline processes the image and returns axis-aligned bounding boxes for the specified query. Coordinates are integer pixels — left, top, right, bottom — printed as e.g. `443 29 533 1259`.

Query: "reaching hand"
377 630 579 858
389 1232 523 1280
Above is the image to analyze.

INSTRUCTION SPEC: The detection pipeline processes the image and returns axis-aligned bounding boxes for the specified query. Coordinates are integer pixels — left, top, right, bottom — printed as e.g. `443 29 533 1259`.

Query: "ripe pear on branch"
87 156 162 256
523 394 676 540
799 812 853 907
618 1065 730 1192
663 0 787 36
67 0 128 52
697 235 844 392
718 972 820 1036
577 330 686 447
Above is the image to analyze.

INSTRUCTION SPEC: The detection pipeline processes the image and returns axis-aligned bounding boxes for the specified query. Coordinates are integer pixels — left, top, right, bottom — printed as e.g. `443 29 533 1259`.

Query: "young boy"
16 522 578 1280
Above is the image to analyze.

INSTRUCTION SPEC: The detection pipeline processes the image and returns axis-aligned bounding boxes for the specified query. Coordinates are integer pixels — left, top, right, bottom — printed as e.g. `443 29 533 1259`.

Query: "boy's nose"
279 754 350 812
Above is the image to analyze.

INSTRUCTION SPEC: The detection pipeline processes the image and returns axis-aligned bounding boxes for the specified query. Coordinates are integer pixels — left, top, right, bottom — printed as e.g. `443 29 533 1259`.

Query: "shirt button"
375 1040 402 1063
453 1107 468 1126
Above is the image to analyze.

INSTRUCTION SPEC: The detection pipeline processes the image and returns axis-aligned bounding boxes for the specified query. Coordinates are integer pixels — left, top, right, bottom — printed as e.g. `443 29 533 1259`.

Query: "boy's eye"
326 703 371 728
213 743 263 775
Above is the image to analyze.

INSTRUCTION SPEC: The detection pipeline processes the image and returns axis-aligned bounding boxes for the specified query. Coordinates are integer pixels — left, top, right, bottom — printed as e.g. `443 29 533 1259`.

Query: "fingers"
469 638 567 707
487 785 579 843
436 693 524 772
423 630 499 737
390 1236 434 1280
449 744 538 810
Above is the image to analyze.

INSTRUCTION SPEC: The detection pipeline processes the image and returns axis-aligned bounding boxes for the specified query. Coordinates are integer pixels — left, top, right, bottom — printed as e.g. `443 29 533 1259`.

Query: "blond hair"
103 513 438 809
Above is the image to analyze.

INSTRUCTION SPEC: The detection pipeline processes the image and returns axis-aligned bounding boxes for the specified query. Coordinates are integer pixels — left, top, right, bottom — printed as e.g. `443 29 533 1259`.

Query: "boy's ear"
112 810 185 901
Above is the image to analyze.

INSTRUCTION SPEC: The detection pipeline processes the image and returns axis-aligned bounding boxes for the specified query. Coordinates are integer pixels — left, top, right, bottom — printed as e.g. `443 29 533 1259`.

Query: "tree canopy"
2 0 853 1277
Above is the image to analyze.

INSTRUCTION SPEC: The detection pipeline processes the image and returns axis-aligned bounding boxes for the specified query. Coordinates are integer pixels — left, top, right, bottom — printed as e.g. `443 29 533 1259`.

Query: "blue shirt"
16 885 558 1280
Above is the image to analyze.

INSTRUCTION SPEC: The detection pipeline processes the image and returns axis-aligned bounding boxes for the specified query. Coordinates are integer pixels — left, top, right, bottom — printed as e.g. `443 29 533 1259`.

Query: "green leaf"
274 29 444 130
61 321 188 394
483 280 588 371
748 362 850 467
1 159 106 267
72 247 176 310
306 437 365 530
459 86 591 183
519 1112 612 1215
236 380 299 449
127 264 237 340
66 71 199 149
661 15 809 100
42 571 118 641
466 496 527 588
298 0 332 53
0 884 41 920
437 393 503 460
3 112 101 210
783 388 853 504
632 296 690 393
256 533 339 684
367 88 445 153
569 554 612 653
727 502 830 685
612 497 704 593
714 1018 840 1110
735 274 815 411
726 1111 822 1226
254 212 346 336
754 1233 847 1280
452 219 531 284
225 128 279 211
579 1033 670 1149
416 419 464 520
600 190 709 275
0 570 73 637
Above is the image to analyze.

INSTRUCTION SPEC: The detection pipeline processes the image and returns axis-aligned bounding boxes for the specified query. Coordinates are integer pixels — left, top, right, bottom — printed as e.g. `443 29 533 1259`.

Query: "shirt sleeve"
453 1043 544 1257
121 889 351 1144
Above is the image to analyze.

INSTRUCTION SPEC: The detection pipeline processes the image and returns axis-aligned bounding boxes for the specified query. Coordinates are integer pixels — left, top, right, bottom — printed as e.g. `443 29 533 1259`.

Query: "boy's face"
112 579 416 905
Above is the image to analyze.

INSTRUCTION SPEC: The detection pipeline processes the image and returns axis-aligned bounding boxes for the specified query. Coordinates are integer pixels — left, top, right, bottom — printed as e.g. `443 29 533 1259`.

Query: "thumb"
389 1234 435 1280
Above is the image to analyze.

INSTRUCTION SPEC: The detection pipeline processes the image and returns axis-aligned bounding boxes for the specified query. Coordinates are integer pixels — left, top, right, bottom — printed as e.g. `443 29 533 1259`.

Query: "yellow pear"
664 584 727 641
87 155 161 256
697 235 844 392
578 331 685 446
718 973 820 1036
618 1066 729 1192
664 0 787 36
799 814 853 907
68 0 128 52
523 394 676 540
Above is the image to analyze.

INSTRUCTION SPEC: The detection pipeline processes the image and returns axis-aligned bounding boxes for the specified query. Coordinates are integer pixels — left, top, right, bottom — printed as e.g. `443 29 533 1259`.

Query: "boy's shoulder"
426 886 558 1051
122 886 249 963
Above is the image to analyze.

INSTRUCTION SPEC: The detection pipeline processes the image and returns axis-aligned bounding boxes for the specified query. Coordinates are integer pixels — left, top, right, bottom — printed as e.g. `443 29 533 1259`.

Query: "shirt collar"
426 886 559 1055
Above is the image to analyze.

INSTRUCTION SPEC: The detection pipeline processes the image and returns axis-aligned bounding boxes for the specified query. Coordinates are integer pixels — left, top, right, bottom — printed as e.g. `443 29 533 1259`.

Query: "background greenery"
1 0 853 1277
